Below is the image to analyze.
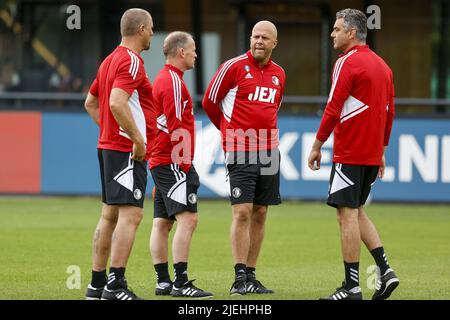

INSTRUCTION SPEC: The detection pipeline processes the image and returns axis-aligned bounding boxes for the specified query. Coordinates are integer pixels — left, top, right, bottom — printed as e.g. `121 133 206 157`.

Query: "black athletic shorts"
98 149 147 208
151 164 200 220
225 149 281 206
327 162 379 209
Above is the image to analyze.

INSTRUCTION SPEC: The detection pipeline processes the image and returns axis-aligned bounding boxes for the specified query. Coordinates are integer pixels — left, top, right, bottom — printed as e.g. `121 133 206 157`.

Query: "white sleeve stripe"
127 51 135 75
327 49 357 103
210 55 247 103
208 56 242 102
175 72 182 119
169 70 182 120
131 55 139 80
332 56 344 83
169 71 179 120
127 50 139 80
209 55 247 104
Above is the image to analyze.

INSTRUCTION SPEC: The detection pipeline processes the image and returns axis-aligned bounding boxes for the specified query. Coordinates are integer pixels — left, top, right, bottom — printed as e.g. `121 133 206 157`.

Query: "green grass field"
1 196 449 300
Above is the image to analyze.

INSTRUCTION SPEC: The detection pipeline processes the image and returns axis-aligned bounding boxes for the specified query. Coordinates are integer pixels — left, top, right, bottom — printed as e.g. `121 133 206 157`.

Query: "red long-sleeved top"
149 64 195 172
317 45 395 165
202 51 285 152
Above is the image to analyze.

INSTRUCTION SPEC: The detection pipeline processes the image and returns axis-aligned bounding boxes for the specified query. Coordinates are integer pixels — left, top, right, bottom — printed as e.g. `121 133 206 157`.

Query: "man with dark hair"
308 8 399 300
203 20 285 296
84 8 154 300
149 31 213 298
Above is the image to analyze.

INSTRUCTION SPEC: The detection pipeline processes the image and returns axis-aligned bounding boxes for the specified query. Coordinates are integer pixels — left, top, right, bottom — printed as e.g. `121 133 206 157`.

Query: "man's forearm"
312 138 325 151
110 103 145 144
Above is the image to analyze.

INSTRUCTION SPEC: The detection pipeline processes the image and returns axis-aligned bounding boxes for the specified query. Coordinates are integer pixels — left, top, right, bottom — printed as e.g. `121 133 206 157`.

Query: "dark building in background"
0 0 448 113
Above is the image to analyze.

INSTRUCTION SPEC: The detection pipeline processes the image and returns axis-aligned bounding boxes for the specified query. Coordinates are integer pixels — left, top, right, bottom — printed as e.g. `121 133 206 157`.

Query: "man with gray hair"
84 8 154 300
308 8 399 300
149 31 213 298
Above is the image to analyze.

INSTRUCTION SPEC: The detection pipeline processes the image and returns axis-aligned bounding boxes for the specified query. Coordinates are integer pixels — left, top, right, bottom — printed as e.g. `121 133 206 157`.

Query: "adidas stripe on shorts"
98 149 147 208
151 164 200 219
327 162 379 208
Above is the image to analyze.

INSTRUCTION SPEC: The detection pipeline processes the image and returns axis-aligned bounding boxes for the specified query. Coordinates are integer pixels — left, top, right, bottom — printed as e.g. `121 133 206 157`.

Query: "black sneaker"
85 284 104 300
320 282 363 300
170 280 213 299
230 274 247 296
372 268 399 300
246 278 274 294
101 278 142 300
155 282 173 296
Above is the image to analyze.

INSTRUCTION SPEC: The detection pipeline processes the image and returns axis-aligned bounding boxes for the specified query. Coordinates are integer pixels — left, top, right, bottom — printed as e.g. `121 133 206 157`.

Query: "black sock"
174 262 188 287
91 269 106 288
370 247 390 275
246 266 256 280
107 267 126 290
344 261 359 290
154 262 171 284
234 263 247 279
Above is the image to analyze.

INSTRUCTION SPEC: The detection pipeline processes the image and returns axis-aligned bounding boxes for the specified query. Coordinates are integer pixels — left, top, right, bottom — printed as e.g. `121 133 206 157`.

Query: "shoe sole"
230 292 246 296
373 279 399 300
171 295 214 299
85 297 101 300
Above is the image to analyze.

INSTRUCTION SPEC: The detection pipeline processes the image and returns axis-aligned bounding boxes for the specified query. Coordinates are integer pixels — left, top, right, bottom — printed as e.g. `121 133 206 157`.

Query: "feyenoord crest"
272 75 280 86
244 65 250 73
188 193 197 204
232 187 242 198
133 188 142 200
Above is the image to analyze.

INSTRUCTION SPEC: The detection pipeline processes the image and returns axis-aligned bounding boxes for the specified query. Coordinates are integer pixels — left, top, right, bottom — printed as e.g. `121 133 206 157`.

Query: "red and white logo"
272 76 279 86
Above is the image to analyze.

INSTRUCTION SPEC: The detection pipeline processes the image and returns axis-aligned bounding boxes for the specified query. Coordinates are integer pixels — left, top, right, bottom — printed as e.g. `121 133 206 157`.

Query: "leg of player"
85 204 118 300
358 207 399 300
245 204 273 294
321 207 362 300
150 218 174 295
229 203 252 295
170 211 213 298
102 205 143 300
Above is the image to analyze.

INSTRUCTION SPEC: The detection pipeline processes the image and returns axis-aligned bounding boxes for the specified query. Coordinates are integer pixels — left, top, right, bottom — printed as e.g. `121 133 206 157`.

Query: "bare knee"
337 207 358 226
101 205 119 224
120 206 144 227
183 213 198 232
153 218 174 233
233 207 252 224
252 206 267 226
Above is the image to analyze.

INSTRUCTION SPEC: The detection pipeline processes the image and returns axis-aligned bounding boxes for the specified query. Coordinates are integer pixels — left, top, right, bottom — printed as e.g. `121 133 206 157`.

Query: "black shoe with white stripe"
85 284 104 300
230 274 247 296
320 282 363 300
101 279 142 300
372 268 399 300
246 278 274 294
155 282 173 296
170 280 213 299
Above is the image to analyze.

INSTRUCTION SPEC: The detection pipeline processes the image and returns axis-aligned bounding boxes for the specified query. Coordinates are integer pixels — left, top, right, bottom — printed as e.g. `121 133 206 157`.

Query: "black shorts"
151 164 200 220
327 163 379 209
98 149 148 208
225 149 281 206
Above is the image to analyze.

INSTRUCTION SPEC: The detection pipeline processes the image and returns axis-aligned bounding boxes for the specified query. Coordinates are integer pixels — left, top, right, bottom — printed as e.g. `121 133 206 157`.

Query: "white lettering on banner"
278 132 300 180
194 122 449 196
399 135 439 183
301 133 333 181
442 136 450 183
248 86 277 103
382 166 396 182
193 123 228 196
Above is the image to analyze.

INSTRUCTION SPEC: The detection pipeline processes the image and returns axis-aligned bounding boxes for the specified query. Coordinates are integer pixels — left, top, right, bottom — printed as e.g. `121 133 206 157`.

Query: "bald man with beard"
203 20 286 296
